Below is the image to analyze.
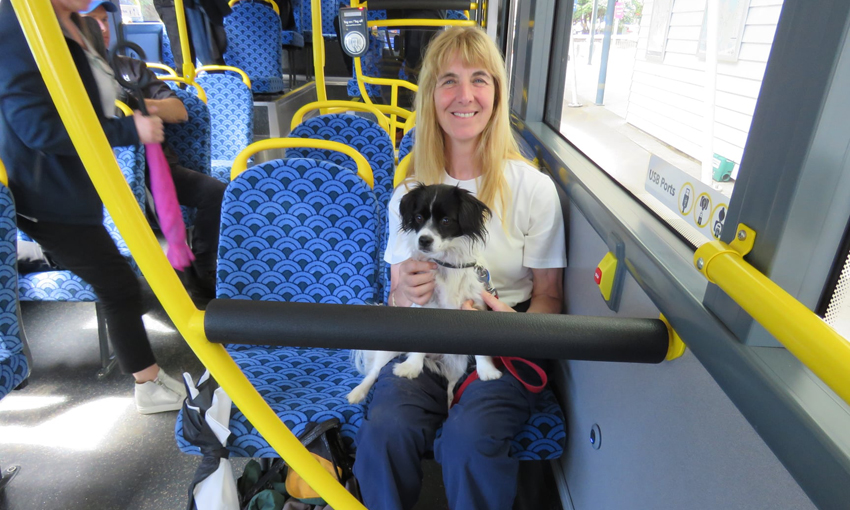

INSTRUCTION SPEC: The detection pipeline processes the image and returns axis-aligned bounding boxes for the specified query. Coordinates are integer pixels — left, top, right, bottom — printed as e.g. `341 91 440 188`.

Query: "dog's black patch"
399 183 491 245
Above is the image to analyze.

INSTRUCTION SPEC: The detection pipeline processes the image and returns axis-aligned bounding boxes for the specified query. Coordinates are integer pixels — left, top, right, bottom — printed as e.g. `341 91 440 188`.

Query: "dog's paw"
477 364 503 381
347 385 369 404
393 361 423 379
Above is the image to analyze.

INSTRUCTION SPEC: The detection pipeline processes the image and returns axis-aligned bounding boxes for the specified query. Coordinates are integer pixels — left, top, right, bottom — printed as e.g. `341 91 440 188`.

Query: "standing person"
0 0 187 413
353 27 566 510
83 0 227 299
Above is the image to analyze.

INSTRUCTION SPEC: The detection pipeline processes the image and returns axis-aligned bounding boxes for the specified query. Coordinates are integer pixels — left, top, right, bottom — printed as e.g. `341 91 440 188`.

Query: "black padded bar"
366 1 474 11
204 300 670 363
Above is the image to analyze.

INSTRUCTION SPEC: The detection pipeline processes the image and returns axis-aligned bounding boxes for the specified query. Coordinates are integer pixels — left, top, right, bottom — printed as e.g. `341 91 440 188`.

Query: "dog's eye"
440 217 451 226
414 214 424 223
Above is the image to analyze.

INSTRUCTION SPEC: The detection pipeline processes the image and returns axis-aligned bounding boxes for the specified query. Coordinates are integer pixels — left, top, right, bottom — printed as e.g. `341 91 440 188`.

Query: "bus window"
558 0 783 245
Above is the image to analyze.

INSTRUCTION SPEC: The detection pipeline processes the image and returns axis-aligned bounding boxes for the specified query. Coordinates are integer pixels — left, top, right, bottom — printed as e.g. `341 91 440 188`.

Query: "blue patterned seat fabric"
164 84 212 225
175 157 380 456
0 184 29 400
287 114 394 297
174 158 565 461
195 73 254 184
347 33 383 99
298 0 340 42
18 146 146 301
159 22 177 70
398 126 415 164
224 0 285 94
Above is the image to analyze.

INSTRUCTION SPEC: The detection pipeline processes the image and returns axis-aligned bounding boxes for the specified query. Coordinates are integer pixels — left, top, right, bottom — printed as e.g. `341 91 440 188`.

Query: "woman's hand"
133 111 164 144
394 259 437 306
461 291 516 312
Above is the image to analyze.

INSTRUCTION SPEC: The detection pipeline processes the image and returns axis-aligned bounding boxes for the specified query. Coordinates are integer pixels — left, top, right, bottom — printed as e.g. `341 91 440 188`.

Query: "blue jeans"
353 357 540 510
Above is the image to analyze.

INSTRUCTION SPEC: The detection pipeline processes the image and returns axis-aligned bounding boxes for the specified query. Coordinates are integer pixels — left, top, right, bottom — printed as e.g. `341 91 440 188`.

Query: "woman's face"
434 56 495 148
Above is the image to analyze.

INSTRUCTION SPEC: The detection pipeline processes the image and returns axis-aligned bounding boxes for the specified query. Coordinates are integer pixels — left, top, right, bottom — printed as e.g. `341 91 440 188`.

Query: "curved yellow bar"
402 112 416 134
173 0 195 79
229 0 280 16
195 65 252 89
369 19 475 28
694 236 850 407
158 76 208 104
291 100 390 133
146 62 178 77
232 139 375 189
394 152 412 188
0 157 7 187
11 3 366 509
115 100 133 117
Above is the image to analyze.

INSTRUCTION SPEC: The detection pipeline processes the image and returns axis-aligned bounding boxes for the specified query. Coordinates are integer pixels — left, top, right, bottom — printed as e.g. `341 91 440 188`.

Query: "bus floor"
0 291 455 509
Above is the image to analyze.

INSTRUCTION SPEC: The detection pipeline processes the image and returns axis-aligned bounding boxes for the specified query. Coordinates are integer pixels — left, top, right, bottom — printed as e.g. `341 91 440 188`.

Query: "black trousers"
17 217 156 374
163 164 227 277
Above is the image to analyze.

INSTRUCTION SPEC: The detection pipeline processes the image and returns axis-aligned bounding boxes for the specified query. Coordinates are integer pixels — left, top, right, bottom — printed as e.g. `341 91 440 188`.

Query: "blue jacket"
0 2 139 225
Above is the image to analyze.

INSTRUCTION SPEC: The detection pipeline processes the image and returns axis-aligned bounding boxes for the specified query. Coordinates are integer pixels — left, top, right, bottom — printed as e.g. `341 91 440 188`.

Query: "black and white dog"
348 184 502 407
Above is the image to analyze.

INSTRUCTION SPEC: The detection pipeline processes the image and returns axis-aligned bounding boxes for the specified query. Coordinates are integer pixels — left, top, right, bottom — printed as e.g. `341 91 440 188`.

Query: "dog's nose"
418 236 433 251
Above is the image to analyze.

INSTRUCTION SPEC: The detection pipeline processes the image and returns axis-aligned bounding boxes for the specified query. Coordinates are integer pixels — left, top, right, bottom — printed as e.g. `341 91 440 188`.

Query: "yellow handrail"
115 100 133 117
694 223 850 407
195 65 252 89
11 3 366 509
173 0 194 80
232 139 375 190
146 62 178 77
291 100 390 133
229 0 280 16
157 76 208 104
0 157 7 187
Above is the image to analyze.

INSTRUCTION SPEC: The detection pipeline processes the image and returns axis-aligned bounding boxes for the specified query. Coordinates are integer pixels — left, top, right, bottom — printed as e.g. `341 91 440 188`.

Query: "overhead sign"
614 2 625 19
645 155 729 240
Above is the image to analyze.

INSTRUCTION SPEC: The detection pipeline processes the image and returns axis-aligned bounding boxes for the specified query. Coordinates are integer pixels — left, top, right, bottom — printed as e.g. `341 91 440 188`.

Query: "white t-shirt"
385 159 567 307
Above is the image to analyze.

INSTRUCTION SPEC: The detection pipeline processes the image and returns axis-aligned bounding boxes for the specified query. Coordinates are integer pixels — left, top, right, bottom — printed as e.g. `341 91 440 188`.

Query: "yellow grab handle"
158 76 208 104
195 65 252 89
232 139 375 189
291 100 390 133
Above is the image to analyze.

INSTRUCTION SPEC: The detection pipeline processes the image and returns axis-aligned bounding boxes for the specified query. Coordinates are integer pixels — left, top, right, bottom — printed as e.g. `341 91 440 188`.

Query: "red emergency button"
594 267 602 285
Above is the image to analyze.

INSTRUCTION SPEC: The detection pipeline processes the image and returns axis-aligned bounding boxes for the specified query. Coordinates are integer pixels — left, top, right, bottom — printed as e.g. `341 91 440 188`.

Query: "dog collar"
430 259 499 299
430 259 477 269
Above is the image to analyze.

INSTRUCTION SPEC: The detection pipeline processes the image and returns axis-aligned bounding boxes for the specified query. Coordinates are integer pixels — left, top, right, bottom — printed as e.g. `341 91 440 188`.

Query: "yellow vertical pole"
312 0 328 106
174 0 195 80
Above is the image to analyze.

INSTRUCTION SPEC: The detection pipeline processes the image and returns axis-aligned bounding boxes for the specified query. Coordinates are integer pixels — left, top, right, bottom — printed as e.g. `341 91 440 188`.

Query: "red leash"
451 357 547 407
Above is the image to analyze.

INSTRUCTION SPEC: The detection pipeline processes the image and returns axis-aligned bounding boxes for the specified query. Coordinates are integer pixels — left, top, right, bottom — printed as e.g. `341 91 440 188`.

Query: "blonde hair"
409 26 525 217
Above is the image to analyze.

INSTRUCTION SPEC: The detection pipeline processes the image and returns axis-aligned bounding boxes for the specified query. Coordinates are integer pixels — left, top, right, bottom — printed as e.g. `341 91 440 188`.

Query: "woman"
0 0 186 414
353 27 566 510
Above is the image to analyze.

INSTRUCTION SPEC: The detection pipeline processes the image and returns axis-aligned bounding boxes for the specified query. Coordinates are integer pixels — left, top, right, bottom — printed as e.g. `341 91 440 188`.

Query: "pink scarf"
146 143 195 270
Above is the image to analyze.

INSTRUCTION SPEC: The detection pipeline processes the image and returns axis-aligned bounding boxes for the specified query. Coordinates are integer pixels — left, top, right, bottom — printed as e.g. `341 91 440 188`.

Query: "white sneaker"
134 369 188 415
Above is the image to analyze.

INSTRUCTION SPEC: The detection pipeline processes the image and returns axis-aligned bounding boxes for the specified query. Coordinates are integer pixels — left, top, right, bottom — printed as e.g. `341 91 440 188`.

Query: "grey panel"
555 202 816 510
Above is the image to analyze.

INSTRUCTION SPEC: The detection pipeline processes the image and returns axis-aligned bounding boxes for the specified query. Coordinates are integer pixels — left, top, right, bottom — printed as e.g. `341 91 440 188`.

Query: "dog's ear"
455 187 491 244
399 183 427 232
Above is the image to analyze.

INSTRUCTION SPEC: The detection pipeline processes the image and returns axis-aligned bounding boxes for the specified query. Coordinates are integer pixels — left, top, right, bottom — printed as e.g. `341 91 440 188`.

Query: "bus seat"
174 157 380 456
298 0 342 42
17 145 146 379
287 113 394 298
0 183 29 399
163 85 212 226
160 23 177 71
223 0 285 94
398 127 415 164
0 181 29 493
194 73 254 184
281 0 305 88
